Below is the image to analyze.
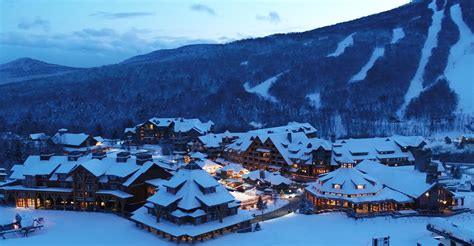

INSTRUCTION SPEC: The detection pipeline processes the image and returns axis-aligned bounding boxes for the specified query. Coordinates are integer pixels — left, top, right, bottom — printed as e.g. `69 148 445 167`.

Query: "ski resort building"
131 162 252 243
124 117 214 151
225 131 332 177
305 160 462 216
0 151 172 214
331 136 428 166
50 129 99 153
243 170 292 191
189 131 242 159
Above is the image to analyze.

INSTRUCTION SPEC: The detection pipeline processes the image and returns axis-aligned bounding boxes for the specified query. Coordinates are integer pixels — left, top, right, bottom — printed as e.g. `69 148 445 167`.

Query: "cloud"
90 11 154 19
190 4 216 16
256 11 281 24
0 28 218 56
17 17 50 31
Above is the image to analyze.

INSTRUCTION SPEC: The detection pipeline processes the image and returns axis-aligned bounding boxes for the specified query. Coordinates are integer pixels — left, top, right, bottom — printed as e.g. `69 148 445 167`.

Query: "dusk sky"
0 0 410 67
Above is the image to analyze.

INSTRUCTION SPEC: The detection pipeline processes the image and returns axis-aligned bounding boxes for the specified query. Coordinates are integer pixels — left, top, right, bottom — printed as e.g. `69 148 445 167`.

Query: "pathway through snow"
306 92 321 109
327 33 355 57
350 47 385 83
397 0 445 117
244 72 287 103
391 27 405 44
445 4 474 114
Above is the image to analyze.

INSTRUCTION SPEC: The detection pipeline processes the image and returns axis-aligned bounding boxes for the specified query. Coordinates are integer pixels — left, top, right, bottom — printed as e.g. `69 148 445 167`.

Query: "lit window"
356 184 364 190
333 184 341 189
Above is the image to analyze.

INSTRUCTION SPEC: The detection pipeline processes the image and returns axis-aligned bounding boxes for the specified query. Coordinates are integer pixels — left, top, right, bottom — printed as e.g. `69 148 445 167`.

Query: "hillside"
0 58 81 85
0 0 472 138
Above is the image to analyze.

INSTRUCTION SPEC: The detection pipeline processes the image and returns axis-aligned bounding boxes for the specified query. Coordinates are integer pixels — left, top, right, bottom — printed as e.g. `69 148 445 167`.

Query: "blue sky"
0 0 409 67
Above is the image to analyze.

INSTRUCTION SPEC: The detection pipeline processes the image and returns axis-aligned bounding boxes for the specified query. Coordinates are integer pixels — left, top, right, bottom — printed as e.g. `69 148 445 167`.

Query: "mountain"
0 0 472 138
0 58 81 85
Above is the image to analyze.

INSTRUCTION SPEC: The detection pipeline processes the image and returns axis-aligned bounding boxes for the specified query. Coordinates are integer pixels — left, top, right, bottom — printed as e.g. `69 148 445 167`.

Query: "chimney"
67 151 82 161
414 148 432 172
259 170 265 179
40 152 54 161
425 162 439 184
330 134 336 143
92 150 107 160
116 151 131 163
58 128 68 135
136 152 153 165
287 132 292 143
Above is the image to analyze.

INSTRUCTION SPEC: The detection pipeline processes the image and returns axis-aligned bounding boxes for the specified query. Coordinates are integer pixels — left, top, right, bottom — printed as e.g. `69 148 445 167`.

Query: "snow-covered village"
1 0 474 245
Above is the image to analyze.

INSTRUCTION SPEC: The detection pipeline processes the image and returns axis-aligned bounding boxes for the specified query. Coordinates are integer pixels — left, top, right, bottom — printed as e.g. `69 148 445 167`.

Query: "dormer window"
356 184 365 190
333 184 341 189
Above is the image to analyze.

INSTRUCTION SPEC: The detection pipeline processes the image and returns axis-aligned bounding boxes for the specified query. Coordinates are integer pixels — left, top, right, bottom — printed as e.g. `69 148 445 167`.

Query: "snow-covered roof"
138 117 214 135
306 164 415 204
29 133 49 141
195 159 222 170
131 206 251 237
248 122 317 136
391 135 427 148
218 163 248 174
428 218 474 244
355 160 434 198
243 170 292 186
51 132 93 147
312 167 383 195
148 162 235 210
198 132 243 148
96 189 133 199
331 136 425 165
23 156 62 176
227 131 330 165
189 152 208 160
123 162 164 187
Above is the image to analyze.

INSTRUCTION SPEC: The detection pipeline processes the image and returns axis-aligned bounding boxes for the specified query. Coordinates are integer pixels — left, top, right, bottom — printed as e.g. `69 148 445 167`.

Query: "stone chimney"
425 162 439 184
116 151 131 163
92 150 107 160
40 152 54 161
330 134 336 143
259 170 266 179
58 128 68 135
287 132 292 143
136 152 153 165
413 148 432 172
67 151 82 161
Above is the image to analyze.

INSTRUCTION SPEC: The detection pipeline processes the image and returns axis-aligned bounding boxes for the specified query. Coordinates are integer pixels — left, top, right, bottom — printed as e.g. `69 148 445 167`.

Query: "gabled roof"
148 162 235 210
243 170 292 186
314 167 382 195
140 117 214 135
51 132 93 147
331 136 423 165
227 130 330 165
356 160 434 198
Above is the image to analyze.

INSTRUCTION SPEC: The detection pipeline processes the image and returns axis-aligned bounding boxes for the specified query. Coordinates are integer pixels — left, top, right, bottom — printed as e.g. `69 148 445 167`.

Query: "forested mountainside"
0 58 81 85
0 0 472 138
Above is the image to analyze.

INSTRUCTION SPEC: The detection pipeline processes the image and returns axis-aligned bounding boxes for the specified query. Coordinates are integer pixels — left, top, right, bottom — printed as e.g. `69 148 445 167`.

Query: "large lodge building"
124 117 214 151
0 151 173 214
305 160 464 216
131 162 251 242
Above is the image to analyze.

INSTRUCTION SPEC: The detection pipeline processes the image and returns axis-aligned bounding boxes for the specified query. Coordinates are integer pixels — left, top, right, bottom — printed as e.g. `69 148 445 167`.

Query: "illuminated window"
356 184 365 190
333 184 341 189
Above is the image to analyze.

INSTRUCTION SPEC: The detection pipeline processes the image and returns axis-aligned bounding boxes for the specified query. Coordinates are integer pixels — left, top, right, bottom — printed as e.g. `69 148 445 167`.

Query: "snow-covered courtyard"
2 191 473 246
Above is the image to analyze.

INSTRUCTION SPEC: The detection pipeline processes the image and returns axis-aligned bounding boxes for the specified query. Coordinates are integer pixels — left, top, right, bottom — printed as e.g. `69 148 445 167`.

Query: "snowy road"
1 192 473 245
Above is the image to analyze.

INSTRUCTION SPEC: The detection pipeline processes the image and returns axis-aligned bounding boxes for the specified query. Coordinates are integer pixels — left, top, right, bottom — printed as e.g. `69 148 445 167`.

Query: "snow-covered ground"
350 47 385 82
327 33 355 57
2 192 473 245
391 27 405 44
244 72 287 103
306 92 321 109
445 3 474 114
397 0 445 117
